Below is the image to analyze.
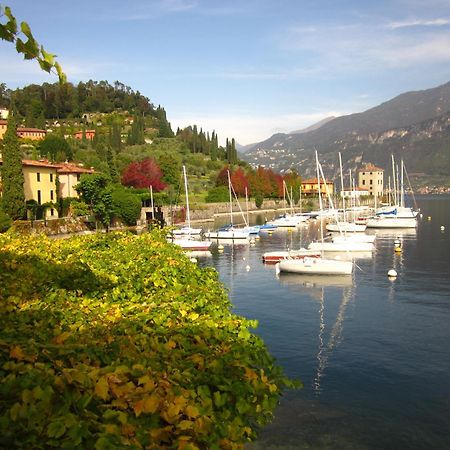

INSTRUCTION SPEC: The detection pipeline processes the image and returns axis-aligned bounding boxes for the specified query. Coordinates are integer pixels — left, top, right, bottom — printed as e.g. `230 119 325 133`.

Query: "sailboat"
366 156 419 229
170 166 213 251
204 170 251 240
326 154 367 233
276 152 354 275
307 156 374 254
172 166 204 236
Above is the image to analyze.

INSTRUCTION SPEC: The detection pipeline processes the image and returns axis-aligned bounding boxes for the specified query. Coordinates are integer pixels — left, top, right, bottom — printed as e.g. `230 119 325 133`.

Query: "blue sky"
3 0 450 144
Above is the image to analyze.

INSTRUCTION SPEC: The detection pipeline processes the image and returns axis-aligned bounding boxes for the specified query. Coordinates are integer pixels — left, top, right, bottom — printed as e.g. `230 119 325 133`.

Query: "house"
16 127 47 141
0 159 59 218
358 163 384 197
0 108 8 119
56 162 95 198
341 186 370 199
74 129 96 140
0 120 47 141
301 178 334 195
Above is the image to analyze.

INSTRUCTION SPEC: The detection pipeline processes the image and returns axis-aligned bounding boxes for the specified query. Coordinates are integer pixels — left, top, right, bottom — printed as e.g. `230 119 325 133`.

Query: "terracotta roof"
0 119 7 125
17 127 46 133
56 163 95 174
22 159 59 168
358 163 384 172
301 178 333 184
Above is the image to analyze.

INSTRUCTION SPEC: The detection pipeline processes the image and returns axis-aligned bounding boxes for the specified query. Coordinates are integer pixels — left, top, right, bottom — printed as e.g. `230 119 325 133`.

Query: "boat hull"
277 257 353 275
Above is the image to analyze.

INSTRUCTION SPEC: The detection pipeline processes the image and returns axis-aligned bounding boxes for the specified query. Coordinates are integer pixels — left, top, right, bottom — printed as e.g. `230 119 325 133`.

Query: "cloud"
170 111 344 145
388 18 450 29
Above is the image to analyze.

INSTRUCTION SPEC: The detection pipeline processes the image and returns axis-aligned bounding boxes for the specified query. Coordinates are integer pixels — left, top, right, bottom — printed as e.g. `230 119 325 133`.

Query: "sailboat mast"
227 170 233 226
400 159 405 208
391 155 397 206
315 150 325 252
245 187 249 226
339 152 346 223
182 165 191 228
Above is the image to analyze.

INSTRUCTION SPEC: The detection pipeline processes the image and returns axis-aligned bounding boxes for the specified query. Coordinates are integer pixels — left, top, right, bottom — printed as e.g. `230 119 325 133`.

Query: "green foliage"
0 206 12 232
75 174 113 227
254 192 264 209
111 188 142 226
0 232 296 448
205 186 230 203
0 5 66 82
1 114 26 219
37 133 73 162
70 199 90 217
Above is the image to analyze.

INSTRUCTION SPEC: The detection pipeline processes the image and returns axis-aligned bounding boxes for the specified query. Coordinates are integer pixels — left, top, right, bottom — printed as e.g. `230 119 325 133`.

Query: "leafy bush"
70 200 90 217
0 209 12 232
205 186 229 203
111 188 142 226
254 193 264 209
0 232 296 448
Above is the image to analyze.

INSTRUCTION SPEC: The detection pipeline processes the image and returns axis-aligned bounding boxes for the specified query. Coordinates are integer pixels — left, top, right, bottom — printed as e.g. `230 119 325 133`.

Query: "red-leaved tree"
231 167 249 197
121 158 167 191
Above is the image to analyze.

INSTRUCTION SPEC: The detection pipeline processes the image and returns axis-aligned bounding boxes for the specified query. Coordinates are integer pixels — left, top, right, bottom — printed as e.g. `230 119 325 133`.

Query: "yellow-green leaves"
0 5 66 82
0 231 296 448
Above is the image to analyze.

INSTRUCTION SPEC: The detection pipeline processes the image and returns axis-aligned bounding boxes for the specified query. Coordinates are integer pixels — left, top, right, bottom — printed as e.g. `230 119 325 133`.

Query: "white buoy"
243 257 246 261
441 225 445 231
246 265 250 271
218 244 224 250
428 216 432 221
388 269 397 278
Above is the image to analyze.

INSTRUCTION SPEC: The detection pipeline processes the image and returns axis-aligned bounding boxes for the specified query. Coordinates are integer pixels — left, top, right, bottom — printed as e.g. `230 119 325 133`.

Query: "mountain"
241 82 450 181
289 116 336 135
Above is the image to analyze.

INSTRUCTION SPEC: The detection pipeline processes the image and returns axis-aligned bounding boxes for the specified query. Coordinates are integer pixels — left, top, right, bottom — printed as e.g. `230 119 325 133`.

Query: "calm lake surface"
197 195 450 450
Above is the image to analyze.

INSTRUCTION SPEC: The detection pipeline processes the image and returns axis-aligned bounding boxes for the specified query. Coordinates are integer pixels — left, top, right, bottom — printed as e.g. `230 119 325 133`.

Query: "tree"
121 158 167 192
37 134 73 161
157 153 180 187
216 166 230 187
75 173 113 229
111 188 142 226
230 167 249 197
1 114 26 219
0 5 66 82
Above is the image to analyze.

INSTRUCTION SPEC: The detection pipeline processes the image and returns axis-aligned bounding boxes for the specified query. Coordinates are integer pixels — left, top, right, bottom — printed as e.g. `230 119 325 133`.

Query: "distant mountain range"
240 82 450 182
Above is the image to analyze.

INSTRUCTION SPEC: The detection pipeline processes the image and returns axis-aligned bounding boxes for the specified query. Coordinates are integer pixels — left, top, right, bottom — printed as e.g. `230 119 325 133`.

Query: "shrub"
254 193 264 209
0 232 296 448
205 186 229 203
111 189 142 226
0 209 12 232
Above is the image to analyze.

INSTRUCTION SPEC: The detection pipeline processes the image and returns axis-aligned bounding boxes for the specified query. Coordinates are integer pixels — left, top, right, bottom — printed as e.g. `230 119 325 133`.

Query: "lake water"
197 195 450 449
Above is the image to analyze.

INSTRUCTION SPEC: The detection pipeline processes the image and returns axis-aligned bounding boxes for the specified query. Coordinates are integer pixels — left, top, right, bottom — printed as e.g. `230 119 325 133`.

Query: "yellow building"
0 159 59 218
56 162 95 198
23 160 60 218
0 119 6 140
0 120 46 141
301 178 334 195
358 163 384 197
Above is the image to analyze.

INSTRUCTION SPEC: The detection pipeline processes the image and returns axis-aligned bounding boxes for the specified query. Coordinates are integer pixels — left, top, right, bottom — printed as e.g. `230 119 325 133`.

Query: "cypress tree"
1 114 26 219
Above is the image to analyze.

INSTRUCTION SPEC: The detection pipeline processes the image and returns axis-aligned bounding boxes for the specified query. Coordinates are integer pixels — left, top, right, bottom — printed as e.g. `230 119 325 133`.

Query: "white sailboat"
172 166 204 236
170 166 213 251
366 157 418 229
277 152 354 275
205 170 250 240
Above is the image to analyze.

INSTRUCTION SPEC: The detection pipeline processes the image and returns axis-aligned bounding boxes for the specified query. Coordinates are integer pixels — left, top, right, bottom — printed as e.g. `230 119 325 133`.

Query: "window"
370 180 373 185
37 172 40 182
50 173 53 182
50 190 54 200
77 174 81 181
362 180 366 185
50 208 55 217
37 190 41 205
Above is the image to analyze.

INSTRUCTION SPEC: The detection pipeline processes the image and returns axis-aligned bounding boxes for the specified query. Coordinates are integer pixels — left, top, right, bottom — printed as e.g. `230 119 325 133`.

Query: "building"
0 120 46 141
0 159 59 218
358 163 384 197
341 186 370 199
0 108 8 119
56 162 95 198
16 127 47 141
301 178 334 195
74 129 96 140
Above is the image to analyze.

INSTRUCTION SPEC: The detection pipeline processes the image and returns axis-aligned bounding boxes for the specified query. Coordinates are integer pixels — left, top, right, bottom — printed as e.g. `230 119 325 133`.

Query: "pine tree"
1 114 26 219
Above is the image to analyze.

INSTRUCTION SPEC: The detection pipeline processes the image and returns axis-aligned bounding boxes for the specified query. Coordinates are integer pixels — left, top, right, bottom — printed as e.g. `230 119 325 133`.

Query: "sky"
3 0 450 145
